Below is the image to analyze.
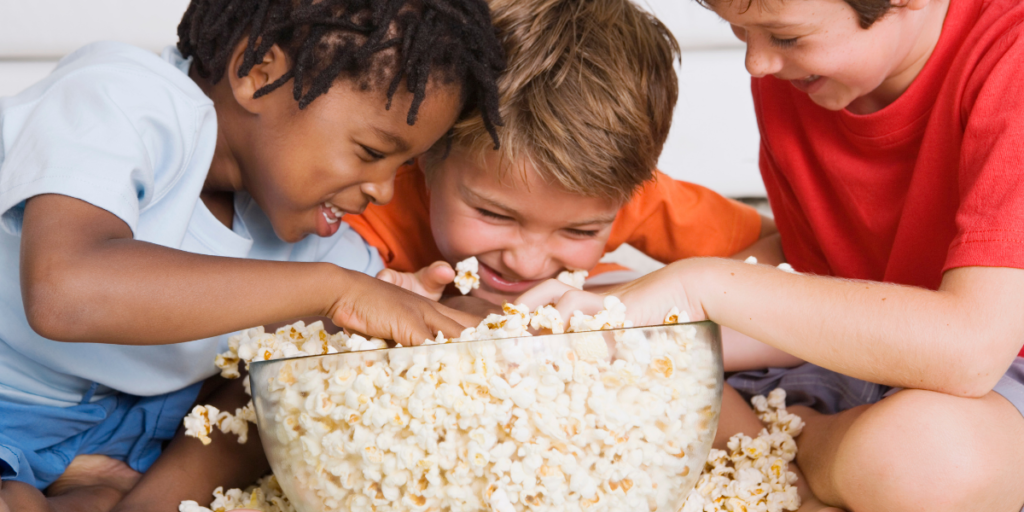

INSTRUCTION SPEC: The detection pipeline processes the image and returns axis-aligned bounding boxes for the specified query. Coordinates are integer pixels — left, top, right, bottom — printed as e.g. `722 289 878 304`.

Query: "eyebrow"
461 184 519 216
754 21 800 30
372 127 411 153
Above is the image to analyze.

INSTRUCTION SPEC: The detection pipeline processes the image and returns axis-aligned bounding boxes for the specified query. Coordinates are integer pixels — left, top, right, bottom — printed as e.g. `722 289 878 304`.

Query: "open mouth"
788 74 825 94
477 261 543 295
315 202 343 237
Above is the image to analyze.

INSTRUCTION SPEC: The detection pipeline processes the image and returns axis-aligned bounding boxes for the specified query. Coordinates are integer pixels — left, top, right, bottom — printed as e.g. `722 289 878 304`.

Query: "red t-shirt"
754 0 1024 356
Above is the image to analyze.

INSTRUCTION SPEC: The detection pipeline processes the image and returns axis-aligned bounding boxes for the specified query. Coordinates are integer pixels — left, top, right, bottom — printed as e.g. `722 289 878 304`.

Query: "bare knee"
832 390 1000 512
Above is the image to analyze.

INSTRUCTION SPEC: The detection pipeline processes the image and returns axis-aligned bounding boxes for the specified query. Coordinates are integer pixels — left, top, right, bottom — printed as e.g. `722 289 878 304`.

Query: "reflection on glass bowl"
251 322 723 512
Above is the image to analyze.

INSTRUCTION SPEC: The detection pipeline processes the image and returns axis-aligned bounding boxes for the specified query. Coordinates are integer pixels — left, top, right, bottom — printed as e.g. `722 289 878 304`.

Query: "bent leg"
794 389 1024 512
111 376 269 512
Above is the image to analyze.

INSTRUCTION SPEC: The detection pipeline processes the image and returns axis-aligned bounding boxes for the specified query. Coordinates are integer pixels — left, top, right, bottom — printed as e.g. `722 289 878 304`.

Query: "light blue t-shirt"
0 42 384 408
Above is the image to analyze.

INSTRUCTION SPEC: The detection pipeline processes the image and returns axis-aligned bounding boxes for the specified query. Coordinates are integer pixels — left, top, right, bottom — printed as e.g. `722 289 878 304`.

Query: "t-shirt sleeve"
946 31 1024 271
607 171 762 263
314 225 386 277
0 64 213 237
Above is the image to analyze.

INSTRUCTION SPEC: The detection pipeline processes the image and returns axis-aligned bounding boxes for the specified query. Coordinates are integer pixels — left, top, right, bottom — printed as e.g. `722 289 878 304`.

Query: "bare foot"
47 455 141 498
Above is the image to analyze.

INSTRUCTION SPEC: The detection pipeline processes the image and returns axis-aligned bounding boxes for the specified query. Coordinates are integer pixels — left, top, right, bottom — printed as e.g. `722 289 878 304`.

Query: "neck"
192 67 245 193
847 0 951 115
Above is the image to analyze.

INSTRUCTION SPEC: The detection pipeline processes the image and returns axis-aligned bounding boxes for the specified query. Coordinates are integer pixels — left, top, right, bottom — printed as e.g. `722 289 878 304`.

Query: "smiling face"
427 150 622 305
717 0 947 113
202 41 464 243
239 79 461 243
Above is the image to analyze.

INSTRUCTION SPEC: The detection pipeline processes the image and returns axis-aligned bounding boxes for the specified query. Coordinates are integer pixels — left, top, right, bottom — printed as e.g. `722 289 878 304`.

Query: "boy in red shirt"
527 0 1024 509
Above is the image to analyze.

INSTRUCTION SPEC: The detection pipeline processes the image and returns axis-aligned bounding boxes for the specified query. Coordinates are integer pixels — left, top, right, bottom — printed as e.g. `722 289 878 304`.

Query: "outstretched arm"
20 194 470 346
534 258 1024 397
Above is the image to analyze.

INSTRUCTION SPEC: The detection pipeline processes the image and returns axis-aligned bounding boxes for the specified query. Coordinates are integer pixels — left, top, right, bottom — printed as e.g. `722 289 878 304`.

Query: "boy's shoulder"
3 41 212 121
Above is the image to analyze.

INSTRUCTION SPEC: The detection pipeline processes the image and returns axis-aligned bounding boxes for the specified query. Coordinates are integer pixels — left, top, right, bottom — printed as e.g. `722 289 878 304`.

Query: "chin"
809 93 853 112
271 224 307 244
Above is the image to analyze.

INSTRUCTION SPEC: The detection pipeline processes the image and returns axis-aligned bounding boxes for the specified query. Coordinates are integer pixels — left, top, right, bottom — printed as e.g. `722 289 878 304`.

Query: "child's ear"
226 41 292 114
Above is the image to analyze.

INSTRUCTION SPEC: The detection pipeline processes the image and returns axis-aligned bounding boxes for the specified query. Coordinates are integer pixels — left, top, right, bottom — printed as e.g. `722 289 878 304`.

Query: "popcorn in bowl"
231 299 723 512
183 298 804 512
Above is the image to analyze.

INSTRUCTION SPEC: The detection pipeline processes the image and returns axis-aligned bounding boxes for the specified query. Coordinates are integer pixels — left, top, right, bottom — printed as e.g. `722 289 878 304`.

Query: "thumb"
416 261 455 294
376 268 401 285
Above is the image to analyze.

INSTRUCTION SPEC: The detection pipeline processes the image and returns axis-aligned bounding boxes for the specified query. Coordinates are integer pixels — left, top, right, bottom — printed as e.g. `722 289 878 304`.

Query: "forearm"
687 260 1024 396
23 238 352 345
722 326 804 372
731 216 784 265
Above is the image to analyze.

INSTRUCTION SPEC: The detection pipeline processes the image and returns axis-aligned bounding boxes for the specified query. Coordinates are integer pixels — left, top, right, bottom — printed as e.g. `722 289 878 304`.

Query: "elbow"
942 352 1016 399
22 272 85 342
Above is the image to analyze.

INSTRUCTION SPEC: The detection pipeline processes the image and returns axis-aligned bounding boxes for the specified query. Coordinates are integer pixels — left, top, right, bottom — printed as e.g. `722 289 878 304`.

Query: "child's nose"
361 179 395 206
745 37 784 78
503 243 550 281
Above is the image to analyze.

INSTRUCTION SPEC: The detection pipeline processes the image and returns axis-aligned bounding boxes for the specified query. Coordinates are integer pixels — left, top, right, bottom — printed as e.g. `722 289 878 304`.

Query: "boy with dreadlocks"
0 1 503 511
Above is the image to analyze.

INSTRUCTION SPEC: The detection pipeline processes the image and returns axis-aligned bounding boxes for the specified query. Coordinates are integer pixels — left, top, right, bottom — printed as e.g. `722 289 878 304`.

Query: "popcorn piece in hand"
454 256 480 295
184 405 219 446
423 331 449 346
777 263 797 274
663 306 691 324
744 256 758 264
556 269 589 290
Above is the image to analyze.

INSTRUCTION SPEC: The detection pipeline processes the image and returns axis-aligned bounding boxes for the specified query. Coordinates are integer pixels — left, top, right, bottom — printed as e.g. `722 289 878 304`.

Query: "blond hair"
426 0 680 203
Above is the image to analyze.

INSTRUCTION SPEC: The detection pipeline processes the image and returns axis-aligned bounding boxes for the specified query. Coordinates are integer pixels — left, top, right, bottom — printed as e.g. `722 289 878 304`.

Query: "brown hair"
696 0 894 28
424 0 681 203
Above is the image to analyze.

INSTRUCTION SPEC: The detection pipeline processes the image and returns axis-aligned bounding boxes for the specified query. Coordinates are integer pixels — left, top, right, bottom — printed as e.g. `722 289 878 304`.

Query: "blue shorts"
0 382 202 490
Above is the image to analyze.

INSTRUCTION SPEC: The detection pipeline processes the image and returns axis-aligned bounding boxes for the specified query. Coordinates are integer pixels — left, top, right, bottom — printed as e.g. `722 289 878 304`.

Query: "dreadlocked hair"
177 0 504 145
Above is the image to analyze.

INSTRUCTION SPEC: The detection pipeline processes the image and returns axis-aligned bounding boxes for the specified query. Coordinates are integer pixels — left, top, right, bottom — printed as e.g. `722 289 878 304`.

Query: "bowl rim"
249 320 719 370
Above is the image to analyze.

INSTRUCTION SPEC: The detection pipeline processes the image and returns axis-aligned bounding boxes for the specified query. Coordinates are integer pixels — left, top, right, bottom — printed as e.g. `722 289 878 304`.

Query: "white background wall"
0 0 764 197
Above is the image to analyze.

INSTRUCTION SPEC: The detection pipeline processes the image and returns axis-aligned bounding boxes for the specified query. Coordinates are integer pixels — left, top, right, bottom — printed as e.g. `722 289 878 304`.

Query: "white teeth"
322 211 339 224
322 202 344 219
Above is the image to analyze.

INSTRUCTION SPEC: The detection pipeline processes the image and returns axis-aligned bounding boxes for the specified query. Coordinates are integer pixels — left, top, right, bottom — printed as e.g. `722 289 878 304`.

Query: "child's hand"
328 270 473 346
517 261 708 327
376 261 455 301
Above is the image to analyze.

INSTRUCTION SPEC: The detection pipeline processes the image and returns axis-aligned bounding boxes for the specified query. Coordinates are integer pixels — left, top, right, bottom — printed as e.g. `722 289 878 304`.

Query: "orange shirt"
344 164 762 276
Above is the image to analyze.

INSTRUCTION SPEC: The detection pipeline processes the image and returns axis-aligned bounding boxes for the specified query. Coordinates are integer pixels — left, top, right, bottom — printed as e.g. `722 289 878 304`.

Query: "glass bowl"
251 322 723 512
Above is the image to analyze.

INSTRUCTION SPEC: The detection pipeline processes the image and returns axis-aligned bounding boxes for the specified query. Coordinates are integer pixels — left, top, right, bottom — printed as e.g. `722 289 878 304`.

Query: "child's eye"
770 36 799 49
566 228 599 238
477 208 512 221
360 145 385 161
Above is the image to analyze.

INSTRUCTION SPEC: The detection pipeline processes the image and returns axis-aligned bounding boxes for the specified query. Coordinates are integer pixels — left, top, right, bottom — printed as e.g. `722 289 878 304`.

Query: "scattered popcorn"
183 405 218 446
777 263 797 274
179 474 294 512
744 256 758 264
234 300 721 512
556 268 589 290
682 389 804 512
454 256 481 295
